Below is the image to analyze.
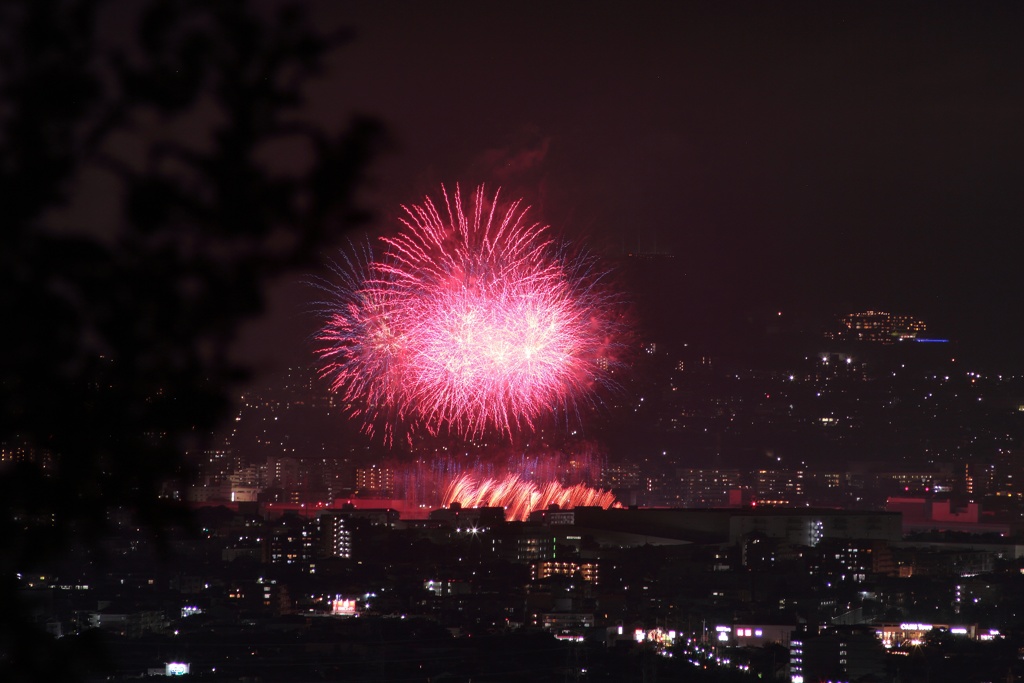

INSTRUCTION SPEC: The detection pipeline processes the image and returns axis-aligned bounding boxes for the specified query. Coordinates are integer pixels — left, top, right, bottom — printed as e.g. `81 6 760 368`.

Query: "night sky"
236 2 1024 371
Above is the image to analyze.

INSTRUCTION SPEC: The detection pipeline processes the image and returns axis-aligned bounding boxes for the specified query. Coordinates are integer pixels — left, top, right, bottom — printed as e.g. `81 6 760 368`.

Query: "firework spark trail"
385 446 607 508
441 473 620 521
315 184 625 443
313 248 415 436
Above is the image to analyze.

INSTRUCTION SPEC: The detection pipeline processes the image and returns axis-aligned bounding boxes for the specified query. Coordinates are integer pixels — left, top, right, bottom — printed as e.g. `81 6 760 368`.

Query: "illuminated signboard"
331 597 358 616
166 662 190 676
899 623 933 631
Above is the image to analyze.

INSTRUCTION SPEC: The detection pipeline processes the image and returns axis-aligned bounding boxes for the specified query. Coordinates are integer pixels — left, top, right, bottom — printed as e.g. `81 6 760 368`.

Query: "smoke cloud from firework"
315 185 626 444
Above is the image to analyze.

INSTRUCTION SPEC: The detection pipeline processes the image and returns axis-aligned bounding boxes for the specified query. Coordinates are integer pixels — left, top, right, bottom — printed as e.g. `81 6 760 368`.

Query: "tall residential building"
228 466 263 502
263 514 317 567
531 561 599 584
790 627 886 683
319 513 352 559
753 469 805 506
675 468 741 506
265 456 301 489
355 464 394 496
0 439 54 473
602 463 641 490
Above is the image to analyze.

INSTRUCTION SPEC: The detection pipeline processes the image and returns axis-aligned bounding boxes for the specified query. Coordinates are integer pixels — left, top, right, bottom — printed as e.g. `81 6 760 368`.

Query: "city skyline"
5 3 1024 680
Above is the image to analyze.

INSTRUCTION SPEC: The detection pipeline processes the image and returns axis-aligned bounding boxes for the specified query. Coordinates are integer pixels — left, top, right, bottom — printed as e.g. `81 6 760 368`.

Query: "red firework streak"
316 185 625 444
441 473 620 522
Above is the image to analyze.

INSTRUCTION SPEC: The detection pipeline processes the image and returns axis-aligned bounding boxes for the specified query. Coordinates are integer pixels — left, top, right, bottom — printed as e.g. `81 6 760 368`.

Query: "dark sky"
242 2 1024 372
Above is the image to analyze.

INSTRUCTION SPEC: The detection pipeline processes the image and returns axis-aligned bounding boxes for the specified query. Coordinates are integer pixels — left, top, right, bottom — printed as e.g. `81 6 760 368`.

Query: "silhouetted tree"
0 1 380 679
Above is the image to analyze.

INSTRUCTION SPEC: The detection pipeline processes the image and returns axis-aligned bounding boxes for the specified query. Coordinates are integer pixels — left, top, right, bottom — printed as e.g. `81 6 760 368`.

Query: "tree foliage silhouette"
0 1 380 679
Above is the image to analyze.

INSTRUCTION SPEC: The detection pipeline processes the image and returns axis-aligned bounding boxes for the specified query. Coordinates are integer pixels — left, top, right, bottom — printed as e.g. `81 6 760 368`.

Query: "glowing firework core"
316 185 621 442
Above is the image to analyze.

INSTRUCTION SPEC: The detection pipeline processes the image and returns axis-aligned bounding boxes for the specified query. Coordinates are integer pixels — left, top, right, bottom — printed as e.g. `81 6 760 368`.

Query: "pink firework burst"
315 185 625 443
